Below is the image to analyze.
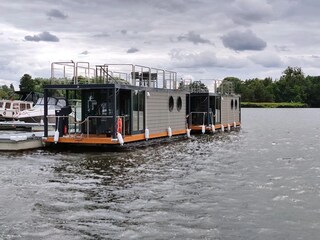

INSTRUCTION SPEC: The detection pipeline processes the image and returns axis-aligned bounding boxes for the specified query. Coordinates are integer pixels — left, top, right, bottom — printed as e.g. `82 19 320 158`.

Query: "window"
20 103 26 111
231 99 234 109
176 96 182 112
235 99 238 109
5 102 11 109
13 103 19 109
169 96 174 112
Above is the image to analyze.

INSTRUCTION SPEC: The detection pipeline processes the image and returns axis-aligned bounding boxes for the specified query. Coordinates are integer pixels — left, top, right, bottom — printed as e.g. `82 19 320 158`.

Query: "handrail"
50 61 178 90
188 111 215 127
51 61 75 82
50 115 128 138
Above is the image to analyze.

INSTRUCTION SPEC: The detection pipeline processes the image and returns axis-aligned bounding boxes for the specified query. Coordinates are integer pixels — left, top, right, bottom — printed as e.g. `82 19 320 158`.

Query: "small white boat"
0 130 55 151
0 100 34 120
18 97 66 123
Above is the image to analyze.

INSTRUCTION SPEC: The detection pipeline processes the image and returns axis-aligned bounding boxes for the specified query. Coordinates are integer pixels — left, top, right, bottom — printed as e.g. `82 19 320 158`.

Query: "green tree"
185 81 208 93
305 76 320 107
9 83 15 92
274 67 306 102
33 77 50 93
240 78 274 102
222 77 242 94
0 85 15 99
19 74 34 92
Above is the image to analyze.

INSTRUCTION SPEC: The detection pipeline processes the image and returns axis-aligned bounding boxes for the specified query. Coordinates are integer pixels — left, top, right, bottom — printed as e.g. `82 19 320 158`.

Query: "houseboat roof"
49 62 179 91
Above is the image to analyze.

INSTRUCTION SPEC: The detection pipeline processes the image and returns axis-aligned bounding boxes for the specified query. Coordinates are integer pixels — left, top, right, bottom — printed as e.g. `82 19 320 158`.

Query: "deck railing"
188 111 215 127
50 115 128 139
50 61 178 90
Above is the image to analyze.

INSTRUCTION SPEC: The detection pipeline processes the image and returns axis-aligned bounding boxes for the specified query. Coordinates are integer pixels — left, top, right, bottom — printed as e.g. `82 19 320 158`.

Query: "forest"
224 66 320 107
2 66 320 107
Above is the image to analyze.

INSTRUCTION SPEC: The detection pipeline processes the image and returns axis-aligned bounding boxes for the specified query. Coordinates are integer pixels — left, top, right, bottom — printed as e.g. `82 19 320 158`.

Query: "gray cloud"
231 0 273 26
177 31 213 45
80 50 89 55
249 52 283 68
0 0 319 84
24 31 59 42
46 9 68 19
127 47 139 53
221 30 266 51
93 33 110 38
169 49 247 69
274 45 290 52
154 1 188 13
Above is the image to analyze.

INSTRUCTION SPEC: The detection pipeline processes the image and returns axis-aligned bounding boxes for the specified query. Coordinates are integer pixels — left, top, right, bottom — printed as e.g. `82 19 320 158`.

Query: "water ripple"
2 109 320 239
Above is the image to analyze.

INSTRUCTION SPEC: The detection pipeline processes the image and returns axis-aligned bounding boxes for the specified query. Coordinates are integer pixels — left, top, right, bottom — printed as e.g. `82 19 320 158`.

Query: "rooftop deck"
50 62 178 90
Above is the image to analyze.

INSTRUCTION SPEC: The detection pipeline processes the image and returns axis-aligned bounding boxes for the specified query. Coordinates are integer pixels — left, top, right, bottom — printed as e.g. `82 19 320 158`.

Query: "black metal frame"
187 92 220 126
43 83 150 138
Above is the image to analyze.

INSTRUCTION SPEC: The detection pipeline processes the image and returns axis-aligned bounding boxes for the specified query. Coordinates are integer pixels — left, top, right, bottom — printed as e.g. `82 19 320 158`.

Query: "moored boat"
0 100 34 121
17 97 66 123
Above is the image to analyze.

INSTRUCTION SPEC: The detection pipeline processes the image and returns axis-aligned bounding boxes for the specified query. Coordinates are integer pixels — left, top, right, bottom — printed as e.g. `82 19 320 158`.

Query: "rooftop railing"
50 61 178 89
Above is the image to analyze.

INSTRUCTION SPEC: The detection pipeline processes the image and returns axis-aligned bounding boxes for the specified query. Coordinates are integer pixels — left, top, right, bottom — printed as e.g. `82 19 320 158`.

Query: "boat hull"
18 115 56 124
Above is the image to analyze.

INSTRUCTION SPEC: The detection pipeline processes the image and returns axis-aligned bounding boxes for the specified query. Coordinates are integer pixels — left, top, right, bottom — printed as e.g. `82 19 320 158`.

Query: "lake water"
1 108 320 239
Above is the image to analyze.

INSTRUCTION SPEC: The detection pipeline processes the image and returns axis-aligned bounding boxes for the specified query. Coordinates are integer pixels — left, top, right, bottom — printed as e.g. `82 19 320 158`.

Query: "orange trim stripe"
44 129 188 145
190 122 241 131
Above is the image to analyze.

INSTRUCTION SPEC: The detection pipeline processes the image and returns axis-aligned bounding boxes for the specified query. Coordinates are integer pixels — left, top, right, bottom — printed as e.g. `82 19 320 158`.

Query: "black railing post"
44 89 48 137
113 87 117 139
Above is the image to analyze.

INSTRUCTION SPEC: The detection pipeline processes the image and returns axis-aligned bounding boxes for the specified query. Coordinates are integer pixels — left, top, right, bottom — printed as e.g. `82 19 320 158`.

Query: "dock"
0 121 54 131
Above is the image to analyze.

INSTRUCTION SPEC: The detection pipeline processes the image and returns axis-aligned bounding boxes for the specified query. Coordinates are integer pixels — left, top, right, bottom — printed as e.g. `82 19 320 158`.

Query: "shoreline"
241 102 308 108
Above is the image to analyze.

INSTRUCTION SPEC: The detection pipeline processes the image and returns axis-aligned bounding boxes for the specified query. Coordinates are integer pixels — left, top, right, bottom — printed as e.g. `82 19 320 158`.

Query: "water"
1 108 320 239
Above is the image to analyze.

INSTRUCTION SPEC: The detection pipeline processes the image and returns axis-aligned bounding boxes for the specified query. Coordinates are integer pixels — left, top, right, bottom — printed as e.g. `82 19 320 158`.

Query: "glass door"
132 90 145 133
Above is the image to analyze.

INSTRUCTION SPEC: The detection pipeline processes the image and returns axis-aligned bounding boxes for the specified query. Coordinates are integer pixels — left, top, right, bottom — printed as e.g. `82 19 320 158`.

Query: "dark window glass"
177 96 182 111
169 96 174 112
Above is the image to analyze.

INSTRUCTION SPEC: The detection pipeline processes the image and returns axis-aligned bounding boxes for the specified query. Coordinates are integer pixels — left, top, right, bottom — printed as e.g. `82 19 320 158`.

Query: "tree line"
224 66 320 107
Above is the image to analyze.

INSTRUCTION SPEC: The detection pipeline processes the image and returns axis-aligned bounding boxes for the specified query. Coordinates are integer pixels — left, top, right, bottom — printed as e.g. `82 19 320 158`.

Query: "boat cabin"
186 80 241 132
43 62 187 145
0 100 33 120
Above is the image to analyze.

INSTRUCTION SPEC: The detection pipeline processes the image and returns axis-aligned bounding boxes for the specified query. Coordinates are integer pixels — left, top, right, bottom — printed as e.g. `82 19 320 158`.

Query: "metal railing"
51 61 96 84
50 115 128 138
188 111 215 127
50 61 178 89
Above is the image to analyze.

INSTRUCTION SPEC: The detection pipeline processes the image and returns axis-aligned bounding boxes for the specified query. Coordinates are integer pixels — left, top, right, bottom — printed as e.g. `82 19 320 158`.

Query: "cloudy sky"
0 0 319 89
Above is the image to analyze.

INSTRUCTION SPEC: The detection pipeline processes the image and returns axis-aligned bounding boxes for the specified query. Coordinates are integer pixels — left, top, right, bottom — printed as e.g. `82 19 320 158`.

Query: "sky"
1 0 320 90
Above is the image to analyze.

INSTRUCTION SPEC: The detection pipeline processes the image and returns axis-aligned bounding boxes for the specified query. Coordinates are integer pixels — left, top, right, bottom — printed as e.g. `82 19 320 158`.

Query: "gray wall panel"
146 91 187 134
221 96 240 124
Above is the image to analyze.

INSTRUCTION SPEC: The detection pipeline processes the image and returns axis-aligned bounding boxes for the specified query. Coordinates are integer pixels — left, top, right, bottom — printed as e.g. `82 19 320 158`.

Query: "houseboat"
186 80 241 133
42 62 240 147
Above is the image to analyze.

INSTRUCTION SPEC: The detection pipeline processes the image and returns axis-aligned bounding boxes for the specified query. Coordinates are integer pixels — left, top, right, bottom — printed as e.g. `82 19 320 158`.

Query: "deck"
44 129 188 145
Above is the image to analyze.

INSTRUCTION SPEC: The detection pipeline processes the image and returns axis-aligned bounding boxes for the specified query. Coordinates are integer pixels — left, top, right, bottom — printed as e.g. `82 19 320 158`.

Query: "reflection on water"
1 109 320 239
